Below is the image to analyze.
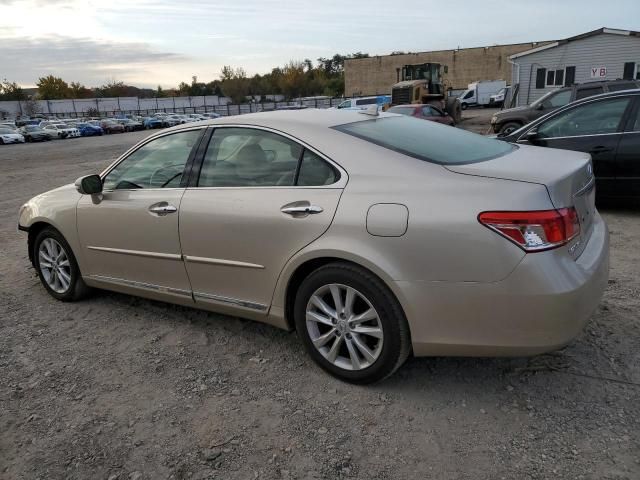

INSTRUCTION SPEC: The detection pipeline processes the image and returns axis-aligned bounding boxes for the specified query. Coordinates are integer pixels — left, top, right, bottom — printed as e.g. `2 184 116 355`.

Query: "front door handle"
281 201 324 217
149 202 177 216
589 146 613 154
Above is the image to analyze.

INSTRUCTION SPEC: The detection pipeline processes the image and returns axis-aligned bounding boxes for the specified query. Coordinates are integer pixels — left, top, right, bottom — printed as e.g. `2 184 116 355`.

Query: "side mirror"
523 128 539 142
75 174 103 195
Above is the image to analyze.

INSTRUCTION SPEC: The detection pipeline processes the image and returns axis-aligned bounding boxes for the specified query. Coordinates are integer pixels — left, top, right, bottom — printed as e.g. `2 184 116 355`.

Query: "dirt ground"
1 128 639 480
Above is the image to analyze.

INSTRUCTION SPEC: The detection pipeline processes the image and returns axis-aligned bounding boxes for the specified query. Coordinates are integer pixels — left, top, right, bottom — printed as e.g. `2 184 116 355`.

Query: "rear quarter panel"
271 140 555 312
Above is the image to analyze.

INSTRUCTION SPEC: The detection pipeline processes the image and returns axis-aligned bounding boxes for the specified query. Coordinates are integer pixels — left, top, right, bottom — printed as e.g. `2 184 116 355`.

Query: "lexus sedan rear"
18 110 609 383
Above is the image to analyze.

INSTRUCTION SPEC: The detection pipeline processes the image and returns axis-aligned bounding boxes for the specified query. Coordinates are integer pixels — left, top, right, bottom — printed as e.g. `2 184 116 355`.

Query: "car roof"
576 78 640 87
567 87 640 106
149 109 409 170
167 108 391 133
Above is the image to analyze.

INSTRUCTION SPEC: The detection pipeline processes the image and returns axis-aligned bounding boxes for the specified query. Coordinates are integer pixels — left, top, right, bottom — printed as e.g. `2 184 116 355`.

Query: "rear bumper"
400 212 609 356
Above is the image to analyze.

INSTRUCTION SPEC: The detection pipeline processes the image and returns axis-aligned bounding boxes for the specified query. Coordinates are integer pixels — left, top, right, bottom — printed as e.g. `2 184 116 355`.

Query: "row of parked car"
0 112 222 145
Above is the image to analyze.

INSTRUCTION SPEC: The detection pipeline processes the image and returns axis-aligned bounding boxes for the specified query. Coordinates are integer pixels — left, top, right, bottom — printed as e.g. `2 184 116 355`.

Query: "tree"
37 75 69 99
69 81 93 99
155 85 168 98
177 82 191 96
97 79 129 97
0 79 25 100
219 66 249 103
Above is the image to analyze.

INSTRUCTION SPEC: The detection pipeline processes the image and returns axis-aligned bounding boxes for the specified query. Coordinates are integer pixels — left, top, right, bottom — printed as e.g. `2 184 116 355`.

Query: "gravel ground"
1 130 639 480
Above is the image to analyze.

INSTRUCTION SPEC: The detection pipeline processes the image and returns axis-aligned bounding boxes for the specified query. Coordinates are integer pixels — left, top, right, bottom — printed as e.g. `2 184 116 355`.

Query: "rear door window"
333 116 515 165
198 128 301 187
607 82 639 92
296 150 339 186
575 86 604 100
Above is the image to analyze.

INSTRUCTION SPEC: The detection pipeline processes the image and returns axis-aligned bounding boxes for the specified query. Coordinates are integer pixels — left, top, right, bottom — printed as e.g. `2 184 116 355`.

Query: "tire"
0 138 4 145
294 262 411 384
499 122 522 136
33 227 91 302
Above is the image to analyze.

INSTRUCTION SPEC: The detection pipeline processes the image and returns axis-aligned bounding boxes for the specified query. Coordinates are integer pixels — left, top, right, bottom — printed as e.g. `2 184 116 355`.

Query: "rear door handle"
149 202 177 216
281 201 323 217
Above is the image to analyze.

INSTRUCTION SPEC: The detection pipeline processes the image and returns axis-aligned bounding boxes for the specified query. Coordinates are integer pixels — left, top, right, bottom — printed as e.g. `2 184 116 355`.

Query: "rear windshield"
333 115 515 165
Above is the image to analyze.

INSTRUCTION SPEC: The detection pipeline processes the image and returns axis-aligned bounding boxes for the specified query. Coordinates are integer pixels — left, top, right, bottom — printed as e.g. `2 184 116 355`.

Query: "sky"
1 0 639 89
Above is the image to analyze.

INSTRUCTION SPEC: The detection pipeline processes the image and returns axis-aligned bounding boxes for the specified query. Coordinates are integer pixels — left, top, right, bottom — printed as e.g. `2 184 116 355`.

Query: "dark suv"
491 79 640 135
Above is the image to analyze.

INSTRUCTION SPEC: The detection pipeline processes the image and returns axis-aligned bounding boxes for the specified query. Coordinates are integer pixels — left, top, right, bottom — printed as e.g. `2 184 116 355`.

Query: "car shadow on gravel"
90 287 616 394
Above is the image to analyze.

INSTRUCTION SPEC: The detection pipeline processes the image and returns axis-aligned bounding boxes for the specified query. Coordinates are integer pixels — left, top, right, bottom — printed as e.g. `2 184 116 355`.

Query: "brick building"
344 41 553 97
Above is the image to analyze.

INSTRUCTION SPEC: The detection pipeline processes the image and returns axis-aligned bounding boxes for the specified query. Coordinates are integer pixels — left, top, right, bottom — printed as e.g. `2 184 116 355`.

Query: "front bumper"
400 212 609 357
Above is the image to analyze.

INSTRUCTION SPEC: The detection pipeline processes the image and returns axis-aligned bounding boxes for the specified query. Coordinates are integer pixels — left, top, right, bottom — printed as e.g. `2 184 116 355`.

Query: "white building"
510 27 640 106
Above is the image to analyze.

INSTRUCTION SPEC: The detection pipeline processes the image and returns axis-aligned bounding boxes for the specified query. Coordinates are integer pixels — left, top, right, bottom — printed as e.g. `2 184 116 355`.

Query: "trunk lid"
445 144 596 258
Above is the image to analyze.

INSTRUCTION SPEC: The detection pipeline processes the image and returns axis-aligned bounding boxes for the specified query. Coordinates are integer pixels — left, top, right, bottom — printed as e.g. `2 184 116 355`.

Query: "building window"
546 69 565 87
623 62 640 80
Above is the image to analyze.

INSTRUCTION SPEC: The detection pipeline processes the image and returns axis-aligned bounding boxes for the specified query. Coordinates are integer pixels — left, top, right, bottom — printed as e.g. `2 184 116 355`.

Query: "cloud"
0 35 189 87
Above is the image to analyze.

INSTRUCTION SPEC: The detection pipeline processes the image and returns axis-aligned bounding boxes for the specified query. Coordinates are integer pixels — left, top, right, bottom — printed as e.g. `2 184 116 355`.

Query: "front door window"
103 129 203 190
537 98 631 138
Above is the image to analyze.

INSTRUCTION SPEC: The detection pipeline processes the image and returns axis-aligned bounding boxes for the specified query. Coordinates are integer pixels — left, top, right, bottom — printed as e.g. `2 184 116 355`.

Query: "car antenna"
359 105 379 117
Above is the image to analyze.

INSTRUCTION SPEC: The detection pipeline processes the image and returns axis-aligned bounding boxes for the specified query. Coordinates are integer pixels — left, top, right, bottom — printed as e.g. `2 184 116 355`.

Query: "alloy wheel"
305 283 384 371
38 238 72 294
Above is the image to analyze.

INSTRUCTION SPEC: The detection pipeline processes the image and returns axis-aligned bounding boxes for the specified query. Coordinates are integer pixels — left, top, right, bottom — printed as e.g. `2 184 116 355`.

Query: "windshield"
333 115 515 165
0 128 15 134
531 89 559 107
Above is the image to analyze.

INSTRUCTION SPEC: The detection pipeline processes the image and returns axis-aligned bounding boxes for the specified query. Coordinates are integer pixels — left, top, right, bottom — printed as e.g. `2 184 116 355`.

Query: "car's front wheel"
294 263 411 384
499 122 522 136
34 227 90 302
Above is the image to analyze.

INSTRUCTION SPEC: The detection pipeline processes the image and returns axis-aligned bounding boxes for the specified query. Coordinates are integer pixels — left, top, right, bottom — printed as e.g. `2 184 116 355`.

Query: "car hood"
493 105 530 117
1 133 22 138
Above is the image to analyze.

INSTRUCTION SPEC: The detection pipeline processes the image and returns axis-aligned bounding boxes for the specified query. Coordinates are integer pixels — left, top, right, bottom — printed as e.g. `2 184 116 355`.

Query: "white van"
335 96 391 111
458 80 506 109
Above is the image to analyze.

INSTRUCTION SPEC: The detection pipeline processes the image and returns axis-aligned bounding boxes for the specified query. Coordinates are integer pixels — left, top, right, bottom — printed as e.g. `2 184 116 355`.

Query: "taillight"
478 208 580 252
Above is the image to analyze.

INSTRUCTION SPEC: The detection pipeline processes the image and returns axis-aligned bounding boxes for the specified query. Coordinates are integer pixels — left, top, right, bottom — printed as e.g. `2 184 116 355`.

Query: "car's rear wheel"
294 262 411 384
499 122 521 135
34 227 91 302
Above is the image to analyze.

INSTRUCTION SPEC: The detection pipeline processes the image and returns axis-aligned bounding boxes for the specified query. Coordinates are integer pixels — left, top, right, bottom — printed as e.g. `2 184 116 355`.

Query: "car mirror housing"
75 174 103 195
524 128 539 142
